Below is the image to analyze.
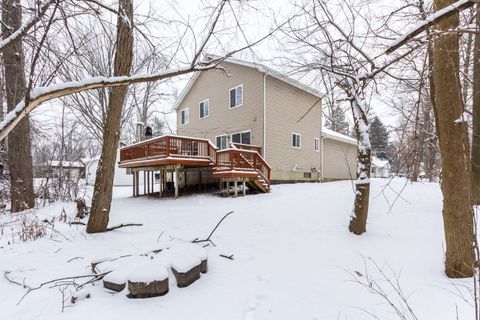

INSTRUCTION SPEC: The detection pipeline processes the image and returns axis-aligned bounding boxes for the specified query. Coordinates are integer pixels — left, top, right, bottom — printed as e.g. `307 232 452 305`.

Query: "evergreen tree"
325 104 350 135
151 115 166 136
369 116 389 159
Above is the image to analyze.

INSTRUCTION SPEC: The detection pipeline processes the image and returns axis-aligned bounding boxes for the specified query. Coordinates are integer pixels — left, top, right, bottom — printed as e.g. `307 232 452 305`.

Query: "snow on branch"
0 0 56 53
0 63 219 141
386 0 475 54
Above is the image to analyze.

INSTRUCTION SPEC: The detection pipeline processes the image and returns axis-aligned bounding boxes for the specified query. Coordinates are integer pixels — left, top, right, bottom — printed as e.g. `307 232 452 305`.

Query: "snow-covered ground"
0 179 474 319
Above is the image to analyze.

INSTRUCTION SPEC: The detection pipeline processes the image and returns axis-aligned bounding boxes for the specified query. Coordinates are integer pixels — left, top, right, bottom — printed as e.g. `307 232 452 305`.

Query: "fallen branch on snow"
193 211 234 246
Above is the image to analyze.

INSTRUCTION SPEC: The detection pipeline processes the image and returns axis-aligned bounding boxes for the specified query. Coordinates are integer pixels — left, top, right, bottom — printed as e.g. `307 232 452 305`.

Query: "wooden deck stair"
212 145 271 193
118 135 271 194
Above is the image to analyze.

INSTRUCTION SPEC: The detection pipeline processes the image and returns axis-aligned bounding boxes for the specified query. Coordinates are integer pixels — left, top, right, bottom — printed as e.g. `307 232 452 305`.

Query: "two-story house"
174 56 357 183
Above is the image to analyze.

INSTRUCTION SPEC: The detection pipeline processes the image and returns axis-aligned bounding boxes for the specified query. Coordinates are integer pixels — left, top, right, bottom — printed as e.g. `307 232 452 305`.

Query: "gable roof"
322 128 357 146
173 56 323 110
372 156 390 169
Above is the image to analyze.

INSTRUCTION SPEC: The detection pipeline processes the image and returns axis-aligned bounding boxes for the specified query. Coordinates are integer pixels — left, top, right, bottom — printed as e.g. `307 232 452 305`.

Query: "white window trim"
230 129 251 145
292 132 301 149
229 84 244 109
314 137 320 152
180 107 189 125
199 99 209 119
215 134 228 149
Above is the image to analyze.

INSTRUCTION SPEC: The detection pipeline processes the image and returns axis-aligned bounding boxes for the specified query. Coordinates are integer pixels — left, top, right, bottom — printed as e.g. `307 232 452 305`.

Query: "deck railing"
230 143 262 154
120 135 217 164
215 148 271 188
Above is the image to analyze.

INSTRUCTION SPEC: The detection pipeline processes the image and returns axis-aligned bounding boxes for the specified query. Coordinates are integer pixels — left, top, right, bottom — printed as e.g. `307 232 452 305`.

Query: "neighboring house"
174 56 357 182
86 149 144 186
40 160 86 180
371 157 390 178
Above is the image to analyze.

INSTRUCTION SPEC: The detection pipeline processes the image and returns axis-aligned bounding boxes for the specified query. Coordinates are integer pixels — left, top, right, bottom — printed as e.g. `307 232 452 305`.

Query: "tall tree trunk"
433 0 475 278
2 0 35 212
471 6 480 203
427 33 440 183
347 82 371 235
87 0 133 233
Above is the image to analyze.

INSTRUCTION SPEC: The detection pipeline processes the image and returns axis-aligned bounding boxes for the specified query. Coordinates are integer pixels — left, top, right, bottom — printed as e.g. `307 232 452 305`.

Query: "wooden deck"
118 135 217 168
118 135 271 195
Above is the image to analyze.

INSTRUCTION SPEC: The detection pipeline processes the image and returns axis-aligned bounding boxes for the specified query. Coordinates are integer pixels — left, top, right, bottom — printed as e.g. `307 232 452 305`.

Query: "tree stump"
127 265 169 298
103 270 127 292
174 243 208 274
171 256 202 288
127 278 169 298
103 279 126 292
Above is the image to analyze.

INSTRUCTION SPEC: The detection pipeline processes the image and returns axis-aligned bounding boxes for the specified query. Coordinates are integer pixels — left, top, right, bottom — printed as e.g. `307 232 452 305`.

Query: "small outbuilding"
371 157 390 178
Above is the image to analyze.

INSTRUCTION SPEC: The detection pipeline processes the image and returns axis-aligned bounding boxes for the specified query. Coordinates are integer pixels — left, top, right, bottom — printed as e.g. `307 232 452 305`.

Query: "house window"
292 133 301 148
216 135 227 149
231 131 251 144
229 85 243 108
126 168 133 175
199 99 209 119
314 138 320 152
180 108 189 125
304 172 312 179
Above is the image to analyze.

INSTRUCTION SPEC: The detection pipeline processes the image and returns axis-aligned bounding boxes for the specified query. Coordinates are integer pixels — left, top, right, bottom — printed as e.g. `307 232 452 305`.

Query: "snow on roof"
322 128 357 146
173 55 323 110
371 156 390 168
47 160 84 168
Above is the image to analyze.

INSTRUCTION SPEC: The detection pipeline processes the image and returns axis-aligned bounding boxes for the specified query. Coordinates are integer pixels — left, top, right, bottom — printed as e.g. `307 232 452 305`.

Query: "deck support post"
243 179 246 196
174 168 179 199
147 170 150 195
152 171 155 195
143 171 146 195
132 170 136 197
136 171 139 197
234 180 238 197
159 170 162 198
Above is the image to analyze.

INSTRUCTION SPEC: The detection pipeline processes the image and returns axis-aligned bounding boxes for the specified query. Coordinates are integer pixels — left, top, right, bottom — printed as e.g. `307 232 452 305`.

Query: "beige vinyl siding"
265 76 322 181
176 62 264 149
323 139 356 180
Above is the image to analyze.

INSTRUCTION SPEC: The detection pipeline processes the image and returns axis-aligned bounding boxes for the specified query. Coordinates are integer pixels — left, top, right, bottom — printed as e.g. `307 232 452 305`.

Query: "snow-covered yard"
0 179 473 319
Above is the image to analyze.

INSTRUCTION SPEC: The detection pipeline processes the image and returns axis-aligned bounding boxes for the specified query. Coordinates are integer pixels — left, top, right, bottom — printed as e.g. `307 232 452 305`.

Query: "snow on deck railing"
120 134 218 151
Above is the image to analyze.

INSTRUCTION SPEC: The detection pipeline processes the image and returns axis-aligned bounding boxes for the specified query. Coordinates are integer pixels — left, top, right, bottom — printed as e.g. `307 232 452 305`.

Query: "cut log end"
127 279 169 298
172 264 201 288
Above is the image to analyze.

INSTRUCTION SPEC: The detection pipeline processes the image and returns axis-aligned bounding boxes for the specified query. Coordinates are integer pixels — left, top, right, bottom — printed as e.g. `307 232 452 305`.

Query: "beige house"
174 57 357 182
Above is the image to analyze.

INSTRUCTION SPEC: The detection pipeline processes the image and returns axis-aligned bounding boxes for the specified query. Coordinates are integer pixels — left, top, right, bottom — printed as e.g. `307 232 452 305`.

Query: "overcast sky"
32 0 413 143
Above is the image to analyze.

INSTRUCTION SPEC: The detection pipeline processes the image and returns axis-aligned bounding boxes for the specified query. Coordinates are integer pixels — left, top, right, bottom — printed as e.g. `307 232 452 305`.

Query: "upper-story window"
292 133 301 148
180 108 189 125
199 99 209 119
314 137 320 152
232 130 251 144
229 84 243 108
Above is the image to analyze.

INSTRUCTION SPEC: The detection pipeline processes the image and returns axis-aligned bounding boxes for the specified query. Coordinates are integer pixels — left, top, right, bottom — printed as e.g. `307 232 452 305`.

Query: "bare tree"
86 0 134 233
2 0 35 212
387 0 477 278
432 0 474 278
280 0 417 235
